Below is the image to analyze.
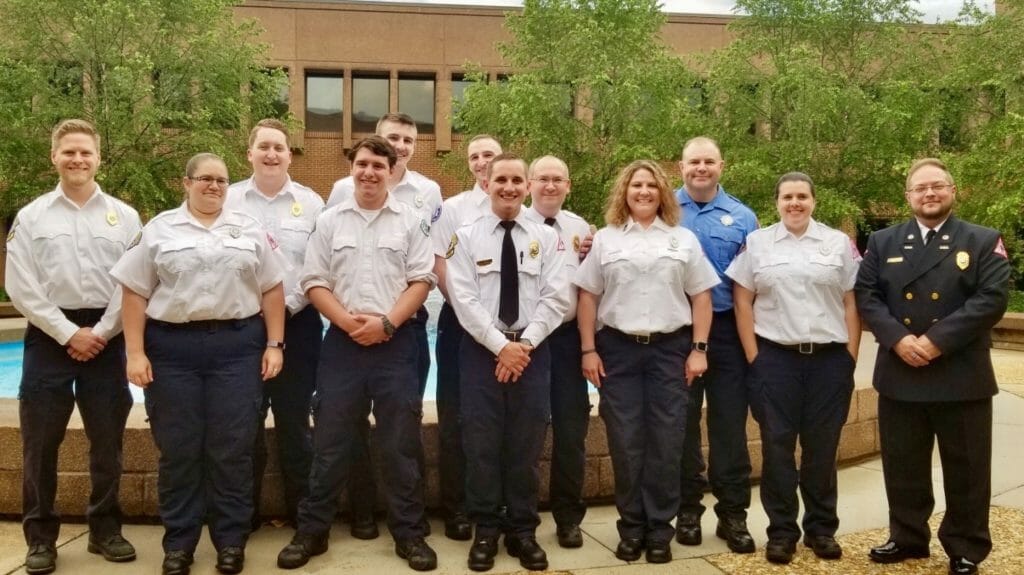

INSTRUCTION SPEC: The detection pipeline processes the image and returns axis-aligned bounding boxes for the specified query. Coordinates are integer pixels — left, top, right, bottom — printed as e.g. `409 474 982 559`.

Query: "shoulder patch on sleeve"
445 233 458 259
6 219 18 242
420 219 430 237
994 236 1008 259
127 230 143 250
431 205 442 224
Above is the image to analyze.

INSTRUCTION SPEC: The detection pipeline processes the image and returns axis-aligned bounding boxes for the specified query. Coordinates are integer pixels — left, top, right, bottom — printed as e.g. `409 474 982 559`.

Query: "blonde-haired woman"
575 160 719 564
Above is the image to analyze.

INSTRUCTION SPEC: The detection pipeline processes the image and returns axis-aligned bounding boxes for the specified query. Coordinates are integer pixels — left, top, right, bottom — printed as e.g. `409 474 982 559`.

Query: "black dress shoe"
350 515 380 540
395 537 438 571
645 540 672 564
556 524 583 548
716 517 755 553
868 540 930 564
445 513 473 541
803 534 843 559
467 535 498 572
162 550 194 575
277 532 329 569
675 513 702 546
615 537 644 562
506 536 548 571
87 533 137 562
216 546 245 574
949 556 979 575
25 544 57 575
765 539 796 564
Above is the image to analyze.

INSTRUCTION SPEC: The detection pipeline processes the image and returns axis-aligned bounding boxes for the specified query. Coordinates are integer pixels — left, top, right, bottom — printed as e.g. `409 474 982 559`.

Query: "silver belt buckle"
636 333 651 345
799 342 814 354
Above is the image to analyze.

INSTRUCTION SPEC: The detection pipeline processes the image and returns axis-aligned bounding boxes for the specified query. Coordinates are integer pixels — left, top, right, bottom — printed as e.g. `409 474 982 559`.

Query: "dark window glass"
305 73 343 132
451 74 473 133
399 75 435 134
352 74 389 133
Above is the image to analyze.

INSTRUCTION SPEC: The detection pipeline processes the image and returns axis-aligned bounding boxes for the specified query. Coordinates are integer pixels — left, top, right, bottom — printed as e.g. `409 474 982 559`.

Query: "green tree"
702 0 947 229
453 0 706 224
0 0 287 219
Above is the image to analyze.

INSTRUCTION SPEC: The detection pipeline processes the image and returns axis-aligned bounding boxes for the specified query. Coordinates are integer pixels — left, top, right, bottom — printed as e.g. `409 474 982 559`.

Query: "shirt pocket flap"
279 219 313 233
808 253 842 267
377 234 407 252
600 248 629 266
657 246 691 262
159 238 199 254
331 235 358 251
222 238 257 252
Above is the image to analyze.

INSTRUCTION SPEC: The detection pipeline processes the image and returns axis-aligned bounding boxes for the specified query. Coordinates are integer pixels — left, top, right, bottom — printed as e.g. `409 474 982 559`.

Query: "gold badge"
955 250 970 270
106 211 119 226
445 234 458 259
291 202 303 217
572 235 580 253
529 240 540 259
6 220 18 242
476 259 493 266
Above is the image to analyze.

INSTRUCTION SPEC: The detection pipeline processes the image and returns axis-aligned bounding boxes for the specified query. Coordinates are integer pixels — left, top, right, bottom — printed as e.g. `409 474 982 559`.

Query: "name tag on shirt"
886 256 904 263
476 259 492 266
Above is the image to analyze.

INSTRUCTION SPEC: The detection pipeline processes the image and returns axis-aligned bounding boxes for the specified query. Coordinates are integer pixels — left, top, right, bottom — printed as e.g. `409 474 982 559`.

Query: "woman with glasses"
111 152 285 575
575 160 718 564
726 172 860 565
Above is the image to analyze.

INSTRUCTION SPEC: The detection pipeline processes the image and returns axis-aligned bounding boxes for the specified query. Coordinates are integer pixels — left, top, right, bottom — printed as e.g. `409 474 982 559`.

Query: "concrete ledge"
0 388 880 518
993 312 1024 351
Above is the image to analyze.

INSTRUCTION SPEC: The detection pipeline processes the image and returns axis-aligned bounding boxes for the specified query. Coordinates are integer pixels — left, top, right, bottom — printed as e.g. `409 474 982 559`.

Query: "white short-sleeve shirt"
725 219 859 344
432 184 490 257
5 185 142 343
327 169 443 230
110 204 283 323
523 206 591 323
574 217 720 334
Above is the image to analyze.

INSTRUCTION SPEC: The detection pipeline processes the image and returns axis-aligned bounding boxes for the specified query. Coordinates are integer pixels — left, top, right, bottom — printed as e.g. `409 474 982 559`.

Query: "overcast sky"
365 0 994 22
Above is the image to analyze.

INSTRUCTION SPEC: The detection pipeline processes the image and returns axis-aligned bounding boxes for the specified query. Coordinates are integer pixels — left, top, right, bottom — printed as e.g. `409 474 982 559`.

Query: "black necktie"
499 220 519 327
544 217 557 227
925 228 936 245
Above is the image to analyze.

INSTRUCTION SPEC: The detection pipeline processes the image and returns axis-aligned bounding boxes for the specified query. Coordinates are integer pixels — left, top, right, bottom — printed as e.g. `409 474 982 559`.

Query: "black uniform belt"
604 326 688 345
59 308 106 327
149 315 260 332
759 337 842 355
501 329 525 341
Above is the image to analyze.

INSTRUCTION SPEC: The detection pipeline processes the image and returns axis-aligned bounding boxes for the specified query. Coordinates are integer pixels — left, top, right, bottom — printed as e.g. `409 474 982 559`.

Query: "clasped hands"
496 341 532 383
894 334 941 367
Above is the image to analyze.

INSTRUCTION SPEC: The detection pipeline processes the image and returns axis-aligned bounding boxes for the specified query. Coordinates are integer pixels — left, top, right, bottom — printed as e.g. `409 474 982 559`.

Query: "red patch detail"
557 237 565 251
993 237 1008 259
267 232 280 251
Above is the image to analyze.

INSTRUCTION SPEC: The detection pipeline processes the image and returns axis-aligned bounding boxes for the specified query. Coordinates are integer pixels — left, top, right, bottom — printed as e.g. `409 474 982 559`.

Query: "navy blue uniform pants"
297 325 425 541
461 338 550 538
347 306 429 519
19 309 131 545
252 305 322 522
749 339 853 543
434 302 466 519
547 320 590 527
679 309 752 520
878 395 992 563
596 327 691 545
144 316 265 553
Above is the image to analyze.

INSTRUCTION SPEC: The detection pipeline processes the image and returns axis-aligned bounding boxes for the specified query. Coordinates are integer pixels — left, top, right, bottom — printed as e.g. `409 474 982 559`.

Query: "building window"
305 72 343 132
451 73 474 133
399 74 435 134
352 73 389 133
263 67 289 119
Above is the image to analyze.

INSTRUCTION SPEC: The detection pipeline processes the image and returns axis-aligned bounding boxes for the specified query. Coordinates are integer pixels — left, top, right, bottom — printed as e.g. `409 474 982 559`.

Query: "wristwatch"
381 315 396 337
519 338 534 348
267 340 286 350
691 341 709 352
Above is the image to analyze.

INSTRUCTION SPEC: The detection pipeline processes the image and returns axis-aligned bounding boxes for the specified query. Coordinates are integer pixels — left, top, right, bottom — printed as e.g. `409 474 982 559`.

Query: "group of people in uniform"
6 116 1010 575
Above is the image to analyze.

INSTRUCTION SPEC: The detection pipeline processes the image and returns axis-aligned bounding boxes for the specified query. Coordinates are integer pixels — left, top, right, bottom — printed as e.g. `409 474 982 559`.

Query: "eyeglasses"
906 182 952 195
531 177 569 186
188 175 230 186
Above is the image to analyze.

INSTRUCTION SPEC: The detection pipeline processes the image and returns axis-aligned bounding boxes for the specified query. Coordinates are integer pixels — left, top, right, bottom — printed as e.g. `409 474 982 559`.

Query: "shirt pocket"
654 246 693 286
808 253 844 287
752 253 790 298
154 239 200 276
377 233 409 286
30 225 75 271
518 257 543 317
221 237 259 273
277 218 314 261
330 234 359 277
89 225 129 269
601 248 634 287
708 226 744 266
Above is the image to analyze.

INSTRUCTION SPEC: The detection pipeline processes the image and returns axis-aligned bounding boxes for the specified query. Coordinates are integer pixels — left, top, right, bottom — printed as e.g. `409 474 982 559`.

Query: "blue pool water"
0 293 442 402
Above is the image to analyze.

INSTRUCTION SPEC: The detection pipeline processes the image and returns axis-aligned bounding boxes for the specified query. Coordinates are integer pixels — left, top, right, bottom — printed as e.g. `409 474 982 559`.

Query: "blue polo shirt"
677 185 758 312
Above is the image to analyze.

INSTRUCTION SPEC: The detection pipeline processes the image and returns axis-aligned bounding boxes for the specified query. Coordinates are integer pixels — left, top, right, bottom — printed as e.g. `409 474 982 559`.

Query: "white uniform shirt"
446 212 570 356
432 184 490 257
225 177 324 314
327 169 443 230
523 205 590 323
110 204 283 323
725 219 859 345
299 193 436 316
5 185 142 344
574 217 720 334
